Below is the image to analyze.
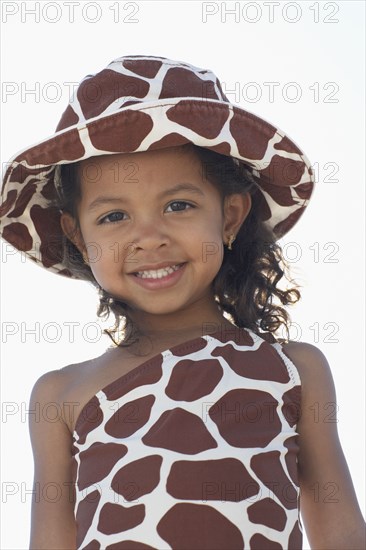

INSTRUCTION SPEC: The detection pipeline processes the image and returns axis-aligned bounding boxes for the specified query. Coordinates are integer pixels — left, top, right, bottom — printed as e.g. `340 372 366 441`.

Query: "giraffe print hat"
0 55 314 278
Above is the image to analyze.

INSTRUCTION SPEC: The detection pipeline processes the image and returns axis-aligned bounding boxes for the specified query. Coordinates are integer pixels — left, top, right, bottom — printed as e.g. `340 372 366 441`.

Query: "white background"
1 1 365 548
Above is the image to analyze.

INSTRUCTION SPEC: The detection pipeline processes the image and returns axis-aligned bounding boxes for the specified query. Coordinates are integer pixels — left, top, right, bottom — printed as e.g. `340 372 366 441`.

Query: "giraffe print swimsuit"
71 327 303 549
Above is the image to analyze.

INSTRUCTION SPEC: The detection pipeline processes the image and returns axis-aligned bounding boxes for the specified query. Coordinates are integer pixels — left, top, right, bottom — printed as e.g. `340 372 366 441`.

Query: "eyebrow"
87 183 205 211
159 183 205 198
88 196 126 212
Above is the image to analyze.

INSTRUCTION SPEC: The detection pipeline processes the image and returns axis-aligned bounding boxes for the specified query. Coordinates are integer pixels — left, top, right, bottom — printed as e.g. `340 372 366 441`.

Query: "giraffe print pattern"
0 55 314 278
71 327 303 549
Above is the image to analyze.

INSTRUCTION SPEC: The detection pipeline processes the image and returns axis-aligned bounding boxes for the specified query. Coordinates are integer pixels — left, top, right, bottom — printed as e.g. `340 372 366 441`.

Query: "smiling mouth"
134 264 183 279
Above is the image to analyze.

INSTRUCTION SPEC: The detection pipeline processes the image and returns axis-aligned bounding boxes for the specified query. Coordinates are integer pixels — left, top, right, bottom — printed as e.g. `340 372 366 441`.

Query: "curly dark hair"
52 144 301 346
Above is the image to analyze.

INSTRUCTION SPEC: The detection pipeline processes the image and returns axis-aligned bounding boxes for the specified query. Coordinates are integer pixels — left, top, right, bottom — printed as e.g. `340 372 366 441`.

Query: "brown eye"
99 211 126 224
166 201 194 212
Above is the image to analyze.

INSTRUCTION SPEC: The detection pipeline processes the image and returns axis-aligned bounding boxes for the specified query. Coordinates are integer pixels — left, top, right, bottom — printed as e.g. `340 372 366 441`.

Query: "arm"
28 370 77 549
283 342 365 549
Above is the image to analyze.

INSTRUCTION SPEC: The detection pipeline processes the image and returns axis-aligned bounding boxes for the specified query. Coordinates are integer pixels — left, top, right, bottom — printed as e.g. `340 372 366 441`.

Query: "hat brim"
0 98 314 278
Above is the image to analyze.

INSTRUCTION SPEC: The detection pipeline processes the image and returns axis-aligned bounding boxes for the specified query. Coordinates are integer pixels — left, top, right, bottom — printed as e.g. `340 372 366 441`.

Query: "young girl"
1 55 364 549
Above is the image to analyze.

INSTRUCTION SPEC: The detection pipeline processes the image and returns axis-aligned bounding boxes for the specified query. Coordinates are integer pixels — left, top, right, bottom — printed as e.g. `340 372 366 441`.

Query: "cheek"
87 253 121 293
190 221 224 268
188 215 224 246
200 242 224 271
88 242 132 274
80 222 129 264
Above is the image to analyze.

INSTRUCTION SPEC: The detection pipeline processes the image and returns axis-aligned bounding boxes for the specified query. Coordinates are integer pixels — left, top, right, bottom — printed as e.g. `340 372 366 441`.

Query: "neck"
127 296 235 342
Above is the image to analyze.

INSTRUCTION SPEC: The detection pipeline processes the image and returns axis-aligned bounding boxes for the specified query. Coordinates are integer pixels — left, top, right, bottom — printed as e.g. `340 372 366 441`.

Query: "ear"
222 192 252 240
60 211 85 255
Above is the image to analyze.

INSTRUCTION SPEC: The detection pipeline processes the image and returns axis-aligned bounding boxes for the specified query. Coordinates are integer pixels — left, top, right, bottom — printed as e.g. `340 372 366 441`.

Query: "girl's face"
61 146 250 321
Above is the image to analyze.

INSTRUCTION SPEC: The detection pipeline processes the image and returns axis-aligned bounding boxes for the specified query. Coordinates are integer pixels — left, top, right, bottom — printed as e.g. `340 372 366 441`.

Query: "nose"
129 215 169 251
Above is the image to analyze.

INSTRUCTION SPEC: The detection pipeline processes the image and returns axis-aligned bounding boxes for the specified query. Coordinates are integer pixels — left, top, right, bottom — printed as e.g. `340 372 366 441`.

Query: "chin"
134 304 184 316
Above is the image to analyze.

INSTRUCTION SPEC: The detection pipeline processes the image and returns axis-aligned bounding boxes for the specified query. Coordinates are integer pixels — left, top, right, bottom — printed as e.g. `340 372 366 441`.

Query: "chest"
70 338 302 549
61 350 158 433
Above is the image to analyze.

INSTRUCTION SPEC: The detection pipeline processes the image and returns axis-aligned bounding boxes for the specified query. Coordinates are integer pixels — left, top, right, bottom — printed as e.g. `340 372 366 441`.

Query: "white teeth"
135 264 181 279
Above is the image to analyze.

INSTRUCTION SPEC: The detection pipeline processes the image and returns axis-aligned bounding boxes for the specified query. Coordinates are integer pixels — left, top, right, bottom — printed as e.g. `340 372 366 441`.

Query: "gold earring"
227 234 236 250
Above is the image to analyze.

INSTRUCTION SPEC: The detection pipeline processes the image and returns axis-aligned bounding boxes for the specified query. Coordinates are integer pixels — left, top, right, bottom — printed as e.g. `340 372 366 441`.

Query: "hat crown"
56 55 228 132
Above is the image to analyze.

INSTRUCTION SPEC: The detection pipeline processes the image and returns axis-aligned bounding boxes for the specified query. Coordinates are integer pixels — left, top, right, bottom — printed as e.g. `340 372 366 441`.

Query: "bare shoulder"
53 345 135 434
29 367 72 417
58 352 113 428
281 340 335 395
282 339 328 365
30 356 95 406
57 344 122 392
30 347 115 436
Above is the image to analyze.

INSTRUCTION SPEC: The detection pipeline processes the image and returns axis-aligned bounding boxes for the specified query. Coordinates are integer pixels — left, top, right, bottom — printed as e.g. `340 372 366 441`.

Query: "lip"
129 262 187 290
